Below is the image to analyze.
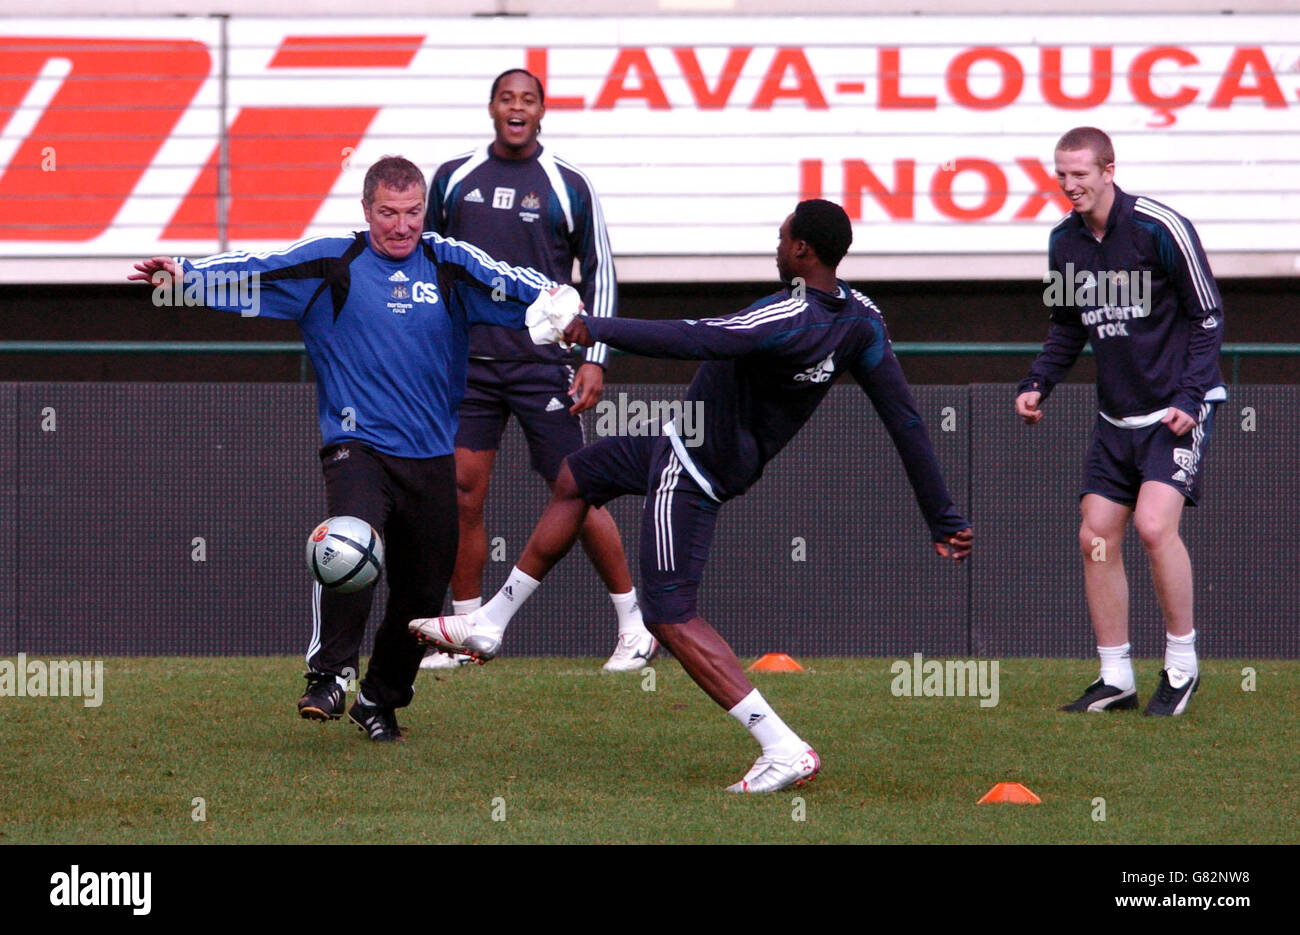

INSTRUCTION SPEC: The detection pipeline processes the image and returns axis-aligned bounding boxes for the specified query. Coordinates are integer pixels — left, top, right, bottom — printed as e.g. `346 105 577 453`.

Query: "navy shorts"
1082 404 1218 506
567 433 721 625
455 359 585 482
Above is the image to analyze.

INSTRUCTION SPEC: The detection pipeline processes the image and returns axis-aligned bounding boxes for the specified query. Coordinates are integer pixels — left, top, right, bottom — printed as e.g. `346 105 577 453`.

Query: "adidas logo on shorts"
546 397 566 412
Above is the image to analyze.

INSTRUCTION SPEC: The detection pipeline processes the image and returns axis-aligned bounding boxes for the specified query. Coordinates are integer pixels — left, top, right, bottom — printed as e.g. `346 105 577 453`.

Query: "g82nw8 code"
1193 872 1249 883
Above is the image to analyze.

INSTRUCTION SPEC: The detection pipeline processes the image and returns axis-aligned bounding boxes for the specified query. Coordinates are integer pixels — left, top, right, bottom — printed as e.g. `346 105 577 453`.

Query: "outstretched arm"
128 239 340 320
564 302 788 360
852 344 972 561
425 231 557 317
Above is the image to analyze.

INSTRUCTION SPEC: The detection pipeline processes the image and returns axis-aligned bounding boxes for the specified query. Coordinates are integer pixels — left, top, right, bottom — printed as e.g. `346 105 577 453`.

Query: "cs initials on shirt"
412 281 440 304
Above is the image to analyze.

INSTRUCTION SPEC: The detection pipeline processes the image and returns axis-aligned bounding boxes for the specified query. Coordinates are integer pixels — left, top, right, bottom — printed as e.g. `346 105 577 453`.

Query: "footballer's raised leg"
409 459 592 660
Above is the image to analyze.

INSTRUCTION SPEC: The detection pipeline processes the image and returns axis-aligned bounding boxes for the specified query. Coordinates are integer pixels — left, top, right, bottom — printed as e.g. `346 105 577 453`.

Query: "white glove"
526 285 583 347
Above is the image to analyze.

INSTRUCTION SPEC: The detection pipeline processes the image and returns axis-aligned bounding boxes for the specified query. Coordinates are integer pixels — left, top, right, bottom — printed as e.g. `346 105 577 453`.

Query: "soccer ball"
305 516 384 593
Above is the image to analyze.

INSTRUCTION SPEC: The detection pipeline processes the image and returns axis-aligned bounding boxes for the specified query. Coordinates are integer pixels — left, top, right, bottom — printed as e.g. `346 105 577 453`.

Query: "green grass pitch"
1 657 1295 845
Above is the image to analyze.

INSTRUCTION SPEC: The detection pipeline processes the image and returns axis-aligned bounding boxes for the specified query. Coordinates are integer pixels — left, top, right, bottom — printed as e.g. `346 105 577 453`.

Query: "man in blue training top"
412 199 974 793
1016 127 1225 717
423 69 653 673
130 155 568 742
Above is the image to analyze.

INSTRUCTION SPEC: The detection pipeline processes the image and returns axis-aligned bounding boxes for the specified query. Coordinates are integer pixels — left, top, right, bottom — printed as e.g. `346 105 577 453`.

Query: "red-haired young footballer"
1017 127 1225 717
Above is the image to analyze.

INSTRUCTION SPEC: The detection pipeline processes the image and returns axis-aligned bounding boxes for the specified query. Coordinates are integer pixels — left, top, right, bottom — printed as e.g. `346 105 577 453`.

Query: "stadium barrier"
4 341 1298 385
2 380 1294 658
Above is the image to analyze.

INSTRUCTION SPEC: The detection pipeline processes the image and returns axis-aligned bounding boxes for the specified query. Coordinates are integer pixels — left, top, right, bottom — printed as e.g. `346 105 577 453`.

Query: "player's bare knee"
454 451 493 501
552 460 584 503
1078 523 1100 554
581 504 616 532
1079 524 1118 561
456 482 487 519
455 463 489 511
1134 511 1177 554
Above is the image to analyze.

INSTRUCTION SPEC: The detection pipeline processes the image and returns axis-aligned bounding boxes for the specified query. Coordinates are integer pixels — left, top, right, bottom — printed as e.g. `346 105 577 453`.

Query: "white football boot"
409 612 501 663
602 630 658 672
726 747 820 794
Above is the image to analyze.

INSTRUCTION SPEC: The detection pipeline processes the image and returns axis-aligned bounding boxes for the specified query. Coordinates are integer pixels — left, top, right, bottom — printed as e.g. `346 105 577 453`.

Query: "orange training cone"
977 782 1041 804
747 653 805 672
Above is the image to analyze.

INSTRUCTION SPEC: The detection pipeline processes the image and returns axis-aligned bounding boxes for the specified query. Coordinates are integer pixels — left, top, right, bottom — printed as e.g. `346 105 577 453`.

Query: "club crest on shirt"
390 284 410 300
518 191 542 224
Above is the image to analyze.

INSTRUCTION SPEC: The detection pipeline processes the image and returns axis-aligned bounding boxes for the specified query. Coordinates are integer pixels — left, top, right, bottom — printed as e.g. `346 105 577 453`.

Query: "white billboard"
0 15 1296 278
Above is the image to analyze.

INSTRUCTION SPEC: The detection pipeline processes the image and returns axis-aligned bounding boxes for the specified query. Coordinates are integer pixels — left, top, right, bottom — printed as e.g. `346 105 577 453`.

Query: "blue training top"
176 231 554 458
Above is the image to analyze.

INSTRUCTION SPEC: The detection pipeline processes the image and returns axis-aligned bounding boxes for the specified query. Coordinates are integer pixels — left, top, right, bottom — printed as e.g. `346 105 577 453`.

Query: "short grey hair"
363 155 427 205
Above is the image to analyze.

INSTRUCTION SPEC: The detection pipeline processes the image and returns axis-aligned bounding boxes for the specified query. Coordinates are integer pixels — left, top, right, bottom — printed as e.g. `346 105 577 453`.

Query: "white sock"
609 589 647 636
1165 630 1198 683
1098 643 1135 692
478 567 541 638
452 597 482 615
728 689 804 760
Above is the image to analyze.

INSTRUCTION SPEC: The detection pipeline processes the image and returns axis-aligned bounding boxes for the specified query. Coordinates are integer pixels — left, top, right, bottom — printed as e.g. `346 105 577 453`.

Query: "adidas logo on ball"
306 516 384 593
